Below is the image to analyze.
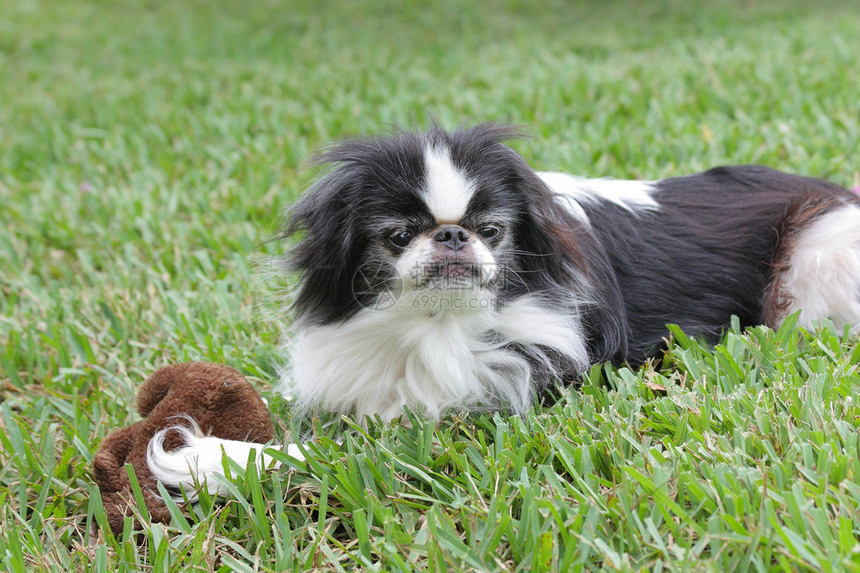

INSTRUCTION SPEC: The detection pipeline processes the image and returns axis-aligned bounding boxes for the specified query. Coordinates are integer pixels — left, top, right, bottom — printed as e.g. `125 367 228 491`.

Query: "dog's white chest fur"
282 294 589 421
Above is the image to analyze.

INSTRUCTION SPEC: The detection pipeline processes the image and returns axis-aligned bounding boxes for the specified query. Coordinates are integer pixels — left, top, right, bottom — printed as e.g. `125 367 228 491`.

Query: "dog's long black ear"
512 167 630 365
575 230 630 364
281 160 367 325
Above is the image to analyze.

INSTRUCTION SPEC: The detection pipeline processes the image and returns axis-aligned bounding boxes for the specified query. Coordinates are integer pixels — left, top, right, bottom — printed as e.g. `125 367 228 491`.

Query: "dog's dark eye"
478 224 502 240
387 229 414 249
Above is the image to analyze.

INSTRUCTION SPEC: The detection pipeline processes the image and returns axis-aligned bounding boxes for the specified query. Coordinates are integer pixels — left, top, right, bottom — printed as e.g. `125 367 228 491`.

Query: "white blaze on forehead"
423 145 476 222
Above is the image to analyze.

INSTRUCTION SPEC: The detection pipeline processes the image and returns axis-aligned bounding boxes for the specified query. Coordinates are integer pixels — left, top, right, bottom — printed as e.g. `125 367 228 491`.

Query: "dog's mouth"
421 260 483 289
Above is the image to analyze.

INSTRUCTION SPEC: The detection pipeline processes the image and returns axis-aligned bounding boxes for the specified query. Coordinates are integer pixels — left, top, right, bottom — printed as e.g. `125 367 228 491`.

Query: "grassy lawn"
2 0 860 570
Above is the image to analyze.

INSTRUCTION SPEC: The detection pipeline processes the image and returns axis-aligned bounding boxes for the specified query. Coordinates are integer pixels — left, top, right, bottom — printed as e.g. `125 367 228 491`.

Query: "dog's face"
357 142 526 314
285 124 582 324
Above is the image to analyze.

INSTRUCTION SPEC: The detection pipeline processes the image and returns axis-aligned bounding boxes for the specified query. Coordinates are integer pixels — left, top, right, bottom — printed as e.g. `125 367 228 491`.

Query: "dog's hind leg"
766 202 860 333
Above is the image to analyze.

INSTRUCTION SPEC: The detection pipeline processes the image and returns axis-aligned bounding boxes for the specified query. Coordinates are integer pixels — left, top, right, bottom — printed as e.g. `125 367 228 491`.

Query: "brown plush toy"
92 362 276 536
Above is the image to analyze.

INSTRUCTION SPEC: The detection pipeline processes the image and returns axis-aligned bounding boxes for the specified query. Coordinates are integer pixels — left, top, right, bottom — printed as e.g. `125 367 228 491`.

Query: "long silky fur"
277 124 860 422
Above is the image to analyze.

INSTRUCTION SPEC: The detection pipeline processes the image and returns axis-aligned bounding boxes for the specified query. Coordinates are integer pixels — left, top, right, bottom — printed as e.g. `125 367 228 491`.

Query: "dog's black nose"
433 226 470 250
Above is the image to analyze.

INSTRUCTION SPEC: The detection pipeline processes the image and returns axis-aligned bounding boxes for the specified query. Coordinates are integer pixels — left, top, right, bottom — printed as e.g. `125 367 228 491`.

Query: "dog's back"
543 165 860 362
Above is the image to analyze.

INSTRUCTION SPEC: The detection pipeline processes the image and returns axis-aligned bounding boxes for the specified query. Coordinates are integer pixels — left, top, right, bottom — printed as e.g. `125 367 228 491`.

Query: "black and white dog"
150 123 860 490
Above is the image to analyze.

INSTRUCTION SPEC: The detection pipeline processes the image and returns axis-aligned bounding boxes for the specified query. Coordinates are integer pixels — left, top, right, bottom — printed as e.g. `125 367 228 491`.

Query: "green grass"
2 0 860 570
